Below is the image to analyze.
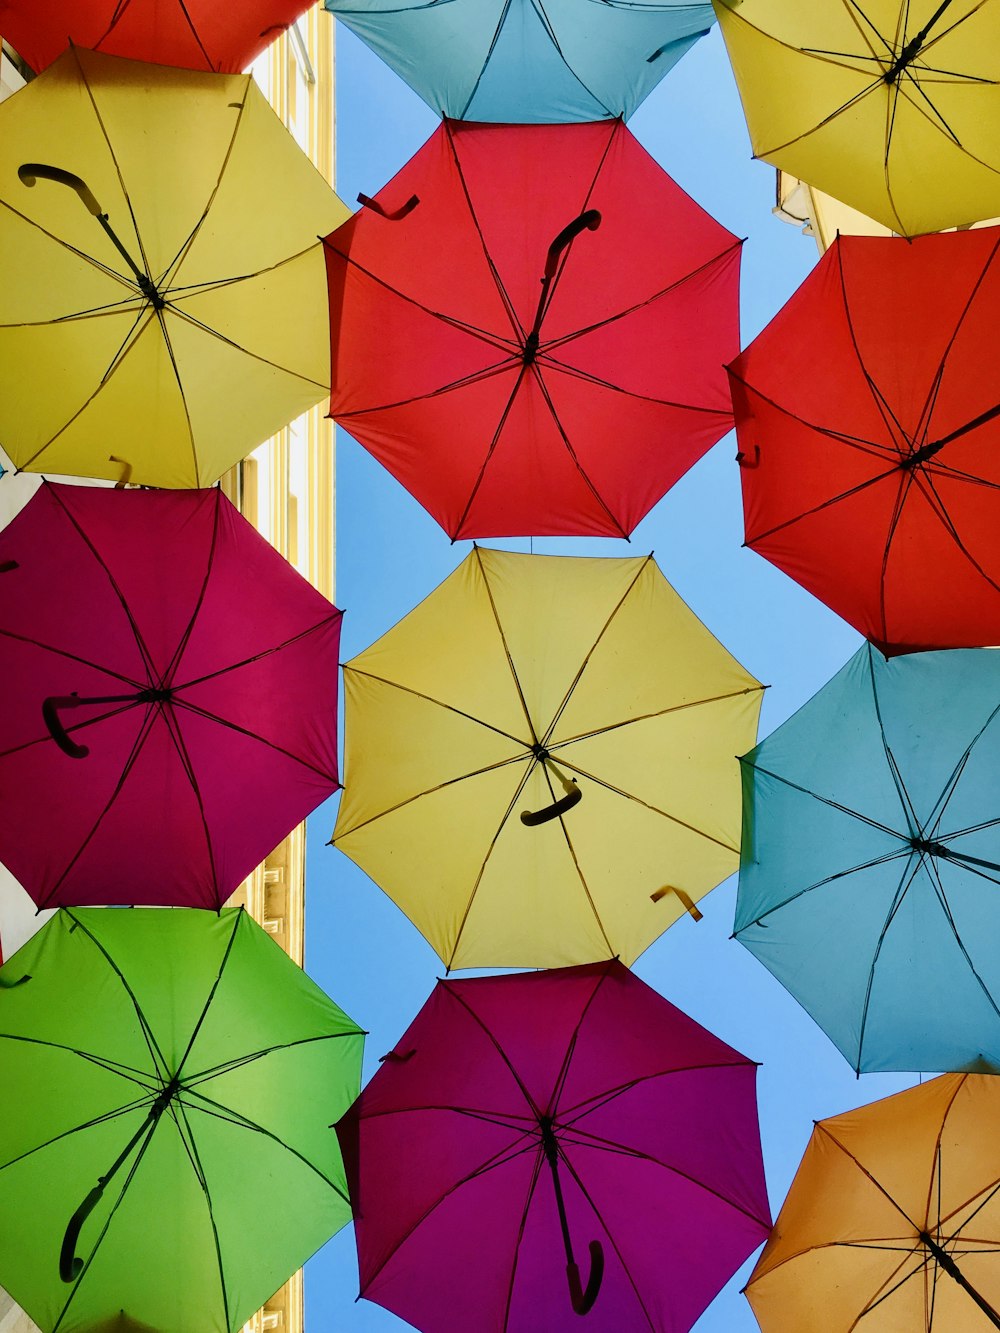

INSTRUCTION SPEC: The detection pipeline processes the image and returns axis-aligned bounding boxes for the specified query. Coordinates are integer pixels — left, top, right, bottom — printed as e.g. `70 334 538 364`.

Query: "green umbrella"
0 907 365 1333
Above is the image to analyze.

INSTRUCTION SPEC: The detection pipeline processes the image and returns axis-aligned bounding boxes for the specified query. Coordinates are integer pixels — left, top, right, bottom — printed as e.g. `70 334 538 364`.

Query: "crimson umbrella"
729 227 1000 656
336 960 771 1331
0 482 341 910
0 1 311 74
324 118 741 540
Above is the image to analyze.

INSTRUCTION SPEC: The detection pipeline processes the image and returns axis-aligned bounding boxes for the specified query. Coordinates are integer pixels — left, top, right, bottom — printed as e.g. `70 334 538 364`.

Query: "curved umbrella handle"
0 971 30 988
520 777 581 827
18 163 103 217
543 210 602 283
358 191 420 221
0 561 17 573
60 1184 104 1282
567 1240 604 1316
43 695 89 760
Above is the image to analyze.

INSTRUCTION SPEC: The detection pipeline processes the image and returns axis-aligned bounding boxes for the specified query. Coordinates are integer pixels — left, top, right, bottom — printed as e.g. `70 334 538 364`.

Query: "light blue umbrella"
736 642 1000 1077
323 0 715 122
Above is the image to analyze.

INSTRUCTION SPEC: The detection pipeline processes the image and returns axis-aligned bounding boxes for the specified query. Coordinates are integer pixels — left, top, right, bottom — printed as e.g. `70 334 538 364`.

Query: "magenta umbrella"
0 482 340 910
336 960 771 1331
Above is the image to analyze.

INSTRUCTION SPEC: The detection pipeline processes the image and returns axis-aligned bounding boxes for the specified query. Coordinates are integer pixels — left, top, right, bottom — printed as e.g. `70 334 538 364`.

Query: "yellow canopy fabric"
747 1073 1000 1330
333 548 763 970
714 0 1000 237
0 48 348 487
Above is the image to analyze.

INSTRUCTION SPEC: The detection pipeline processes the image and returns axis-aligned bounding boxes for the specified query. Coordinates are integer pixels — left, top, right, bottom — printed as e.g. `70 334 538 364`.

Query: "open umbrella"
0 2 311 74
0 46 347 488
714 0 1000 237
737 641 1000 1075
730 227 1000 655
333 547 763 970
0 906 364 1333
324 0 715 122
0 482 341 910
747 1073 1000 1331
324 118 741 539
337 960 771 1332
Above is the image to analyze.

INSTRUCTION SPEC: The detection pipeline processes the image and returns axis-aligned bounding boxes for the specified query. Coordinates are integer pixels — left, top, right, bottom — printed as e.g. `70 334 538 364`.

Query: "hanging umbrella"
337 959 771 1332
323 0 715 122
0 482 341 910
0 2 311 74
324 118 741 540
747 1073 1000 1331
0 46 347 488
730 227 1000 655
714 0 1000 238
737 641 1000 1075
332 547 763 970
0 905 365 1333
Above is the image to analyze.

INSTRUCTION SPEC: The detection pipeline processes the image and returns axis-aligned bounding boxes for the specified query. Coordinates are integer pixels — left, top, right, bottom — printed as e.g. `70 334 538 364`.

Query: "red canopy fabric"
0 1 309 73
325 119 741 540
730 228 1000 656
337 960 771 1332
0 483 341 909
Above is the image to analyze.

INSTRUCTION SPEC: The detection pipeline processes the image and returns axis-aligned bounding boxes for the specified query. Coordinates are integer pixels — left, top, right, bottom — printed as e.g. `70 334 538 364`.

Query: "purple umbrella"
336 960 771 1331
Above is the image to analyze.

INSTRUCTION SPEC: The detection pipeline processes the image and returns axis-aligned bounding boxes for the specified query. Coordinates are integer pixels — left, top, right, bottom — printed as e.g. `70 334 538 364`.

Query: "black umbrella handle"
59 1185 104 1282
43 695 90 759
567 1241 605 1316
358 191 419 221
520 773 582 827
18 163 103 216
524 210 603 358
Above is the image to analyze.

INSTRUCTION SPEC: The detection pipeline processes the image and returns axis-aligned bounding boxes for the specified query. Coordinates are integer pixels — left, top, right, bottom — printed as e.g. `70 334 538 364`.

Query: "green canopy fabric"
0 907 365 1333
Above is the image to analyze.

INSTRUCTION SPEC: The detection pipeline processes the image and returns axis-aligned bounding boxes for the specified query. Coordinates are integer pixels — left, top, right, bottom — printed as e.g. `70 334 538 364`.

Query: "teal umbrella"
737 643 1000 1076
0 907 365 1333
324 0 715 122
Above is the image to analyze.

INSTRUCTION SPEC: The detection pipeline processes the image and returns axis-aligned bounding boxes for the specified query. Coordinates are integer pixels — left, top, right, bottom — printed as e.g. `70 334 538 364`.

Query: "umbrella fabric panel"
0 49 346 488
327 0 715 122
0 1 312 73
715 0 1000 236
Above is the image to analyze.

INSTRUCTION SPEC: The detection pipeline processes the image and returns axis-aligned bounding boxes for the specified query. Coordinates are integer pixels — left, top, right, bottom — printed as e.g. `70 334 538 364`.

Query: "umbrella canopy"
337 960 771 1332
737 641 1000 1075
748 1073 1000 1331
714 0 1000 237
0 906 365 1333
333 547 763 970
0 482 341 910
730 227 1000 656
0 46 348 488
323 0 715 122
0 2 311 74
324 118 741 539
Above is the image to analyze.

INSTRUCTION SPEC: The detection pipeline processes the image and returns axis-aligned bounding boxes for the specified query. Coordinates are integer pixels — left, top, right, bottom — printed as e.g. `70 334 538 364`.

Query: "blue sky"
304 22 917 1331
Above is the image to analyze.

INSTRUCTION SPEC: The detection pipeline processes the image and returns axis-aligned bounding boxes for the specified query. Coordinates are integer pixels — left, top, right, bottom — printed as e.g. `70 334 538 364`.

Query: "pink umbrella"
336 960 771 1331
0 482 340 909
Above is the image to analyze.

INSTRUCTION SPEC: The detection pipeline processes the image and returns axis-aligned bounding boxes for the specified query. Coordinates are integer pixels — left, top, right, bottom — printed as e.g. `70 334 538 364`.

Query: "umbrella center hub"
136 686 174 705
152 1075 182 1117
538 1115 559 1162
530 742 550 761
137 273 167 311
909 835 949 858
522 332 540 365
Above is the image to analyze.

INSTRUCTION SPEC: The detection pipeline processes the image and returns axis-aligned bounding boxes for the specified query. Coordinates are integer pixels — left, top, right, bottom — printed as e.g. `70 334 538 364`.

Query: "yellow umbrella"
714 0 1000 237
332 548 764 970
0 47 348 487
747 1073 1000 1331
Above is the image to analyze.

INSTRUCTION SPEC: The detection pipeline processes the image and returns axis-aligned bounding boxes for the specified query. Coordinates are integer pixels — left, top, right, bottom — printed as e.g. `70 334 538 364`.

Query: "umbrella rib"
905 449 1000 605
820 1120 924 1230
537 348 735 416
170 693 340 784
34 703 166 910
175 910 244 1080
342 666 528 749
540 766 618 957
833 240 910 450
160 490 221 685
847 1248 935 1328
163 298 331 392
556 755 740 855
439 982 543 1114
335 357 520 421
501 1148 547 1332
0 624 145 695
474 546 543 742
742 760 907 840
875 468 915 647
182 1030 366 1089
557 1057 755 1124
855 853 926 1072
0 198 143 296
543 237 744 360
443 121 526 343
0 1090 158 1176
62 909 171 1078
456 0 515 119
151 303 201 485
548 684 765 750
0 699 145 765
172 611 342 693
735 846 913 931
867 648 921 834
923 689 1000 838
546 964 618 1116
48 480 158 679
178 1086 352 1204
452 366 534 538
921 857 1000 1024
152 701 224 906
169 1096 233 1330
530 0 615 115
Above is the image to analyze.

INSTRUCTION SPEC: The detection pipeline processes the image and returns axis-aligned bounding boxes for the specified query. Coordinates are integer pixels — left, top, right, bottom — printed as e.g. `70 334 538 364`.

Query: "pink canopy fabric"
336 960 771 1331
0 483 341 909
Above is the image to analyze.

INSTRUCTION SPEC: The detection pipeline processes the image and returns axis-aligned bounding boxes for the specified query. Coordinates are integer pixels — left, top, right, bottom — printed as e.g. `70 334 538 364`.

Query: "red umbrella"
324 118 741 540
730 227 1000 656
0 482 340 909
0 0 310 73
336 960 771 1332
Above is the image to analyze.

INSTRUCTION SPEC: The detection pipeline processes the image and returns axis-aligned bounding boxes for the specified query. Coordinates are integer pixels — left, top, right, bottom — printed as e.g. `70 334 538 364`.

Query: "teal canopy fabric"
737 643 1000 1077
324 0 715 121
